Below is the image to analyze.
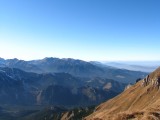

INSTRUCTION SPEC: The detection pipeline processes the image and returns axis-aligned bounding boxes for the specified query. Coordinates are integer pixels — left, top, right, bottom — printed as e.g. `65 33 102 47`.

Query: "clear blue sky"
0 0 160 61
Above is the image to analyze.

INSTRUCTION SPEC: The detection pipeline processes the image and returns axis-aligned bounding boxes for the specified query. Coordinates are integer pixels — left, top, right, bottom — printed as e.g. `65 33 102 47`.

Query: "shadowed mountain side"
0 67 126 107
2 106 95 120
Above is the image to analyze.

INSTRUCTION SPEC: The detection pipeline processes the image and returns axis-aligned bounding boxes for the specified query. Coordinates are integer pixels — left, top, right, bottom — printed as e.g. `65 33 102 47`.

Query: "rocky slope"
85 67 160 120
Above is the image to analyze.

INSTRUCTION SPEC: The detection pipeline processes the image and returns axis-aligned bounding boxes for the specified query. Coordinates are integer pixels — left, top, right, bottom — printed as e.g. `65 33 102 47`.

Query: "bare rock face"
85 67 160 120
141 67 160 89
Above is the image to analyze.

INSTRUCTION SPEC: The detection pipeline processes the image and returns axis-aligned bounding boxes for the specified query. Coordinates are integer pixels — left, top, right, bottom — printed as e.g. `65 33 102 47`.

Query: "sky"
0 0 160 61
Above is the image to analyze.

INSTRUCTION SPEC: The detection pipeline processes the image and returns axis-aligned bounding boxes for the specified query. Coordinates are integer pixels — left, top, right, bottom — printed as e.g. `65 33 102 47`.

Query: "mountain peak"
8 58 19 60
42 57 59 61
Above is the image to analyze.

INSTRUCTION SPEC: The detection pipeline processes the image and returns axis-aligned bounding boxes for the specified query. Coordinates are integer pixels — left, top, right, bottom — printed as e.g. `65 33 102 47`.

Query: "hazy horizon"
1 0 160 61
1 56 160 63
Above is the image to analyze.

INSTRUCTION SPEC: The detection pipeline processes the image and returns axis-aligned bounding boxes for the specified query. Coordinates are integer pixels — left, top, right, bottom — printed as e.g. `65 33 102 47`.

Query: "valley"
1 0 159 119
0 57 148 119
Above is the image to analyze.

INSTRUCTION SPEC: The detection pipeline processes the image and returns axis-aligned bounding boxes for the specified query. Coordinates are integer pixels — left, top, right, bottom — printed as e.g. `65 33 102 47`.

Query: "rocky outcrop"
142 67 160 89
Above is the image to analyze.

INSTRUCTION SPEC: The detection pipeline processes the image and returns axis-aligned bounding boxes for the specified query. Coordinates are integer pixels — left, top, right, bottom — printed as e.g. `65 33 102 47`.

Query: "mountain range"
0 67 127 107
0 57 147 83
0 57 151 120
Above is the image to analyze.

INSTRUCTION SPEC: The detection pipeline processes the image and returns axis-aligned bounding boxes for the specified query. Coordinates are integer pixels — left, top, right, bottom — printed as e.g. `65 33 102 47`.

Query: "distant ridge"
0 57 147 83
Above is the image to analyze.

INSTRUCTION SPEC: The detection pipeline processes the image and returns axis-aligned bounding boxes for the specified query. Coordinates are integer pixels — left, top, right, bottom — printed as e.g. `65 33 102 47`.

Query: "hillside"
0 106 95 120
22 106 95 120
86 67 160 120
